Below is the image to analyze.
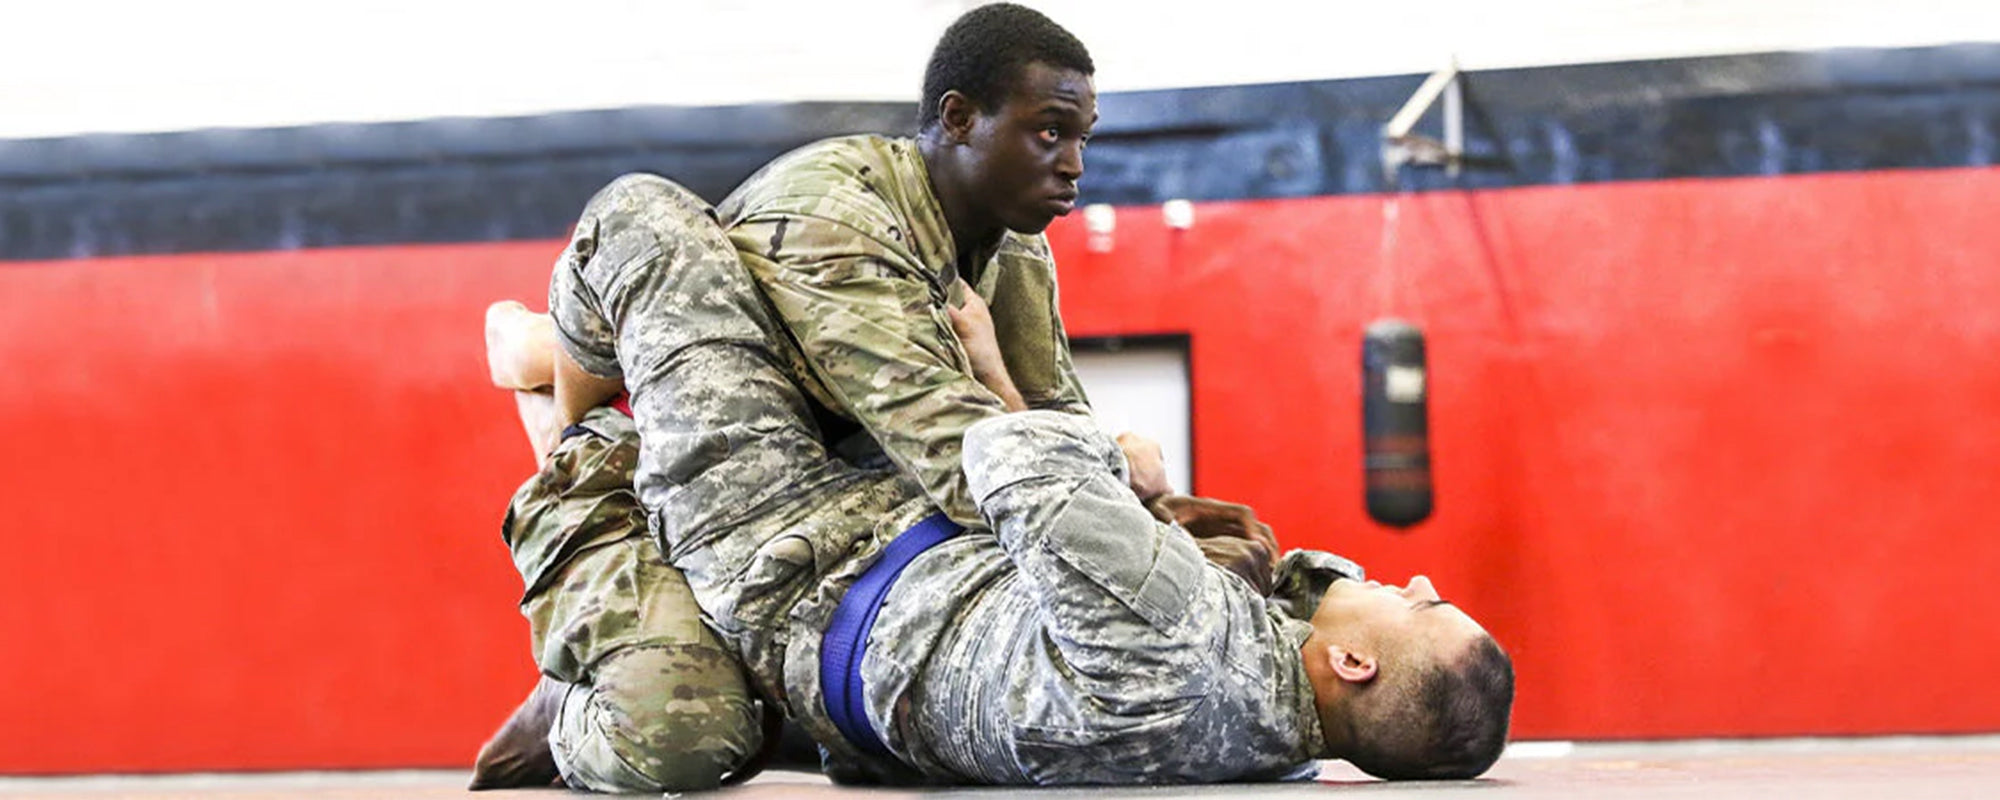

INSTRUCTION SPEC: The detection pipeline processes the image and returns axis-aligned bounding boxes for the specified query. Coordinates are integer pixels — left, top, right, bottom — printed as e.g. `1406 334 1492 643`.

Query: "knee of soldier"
588 173 716 238
592 172 675 205
595 644 763 791
965 410 1123 499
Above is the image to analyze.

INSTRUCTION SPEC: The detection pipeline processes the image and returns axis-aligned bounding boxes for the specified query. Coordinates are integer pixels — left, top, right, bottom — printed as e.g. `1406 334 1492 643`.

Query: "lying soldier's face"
1308 576 1514 780
1314 575 1488 661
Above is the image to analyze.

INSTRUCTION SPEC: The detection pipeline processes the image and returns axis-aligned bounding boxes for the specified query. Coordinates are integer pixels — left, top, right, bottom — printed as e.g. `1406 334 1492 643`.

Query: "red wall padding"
3 167 1997 773
1046 167 2000 742
0 245 557 772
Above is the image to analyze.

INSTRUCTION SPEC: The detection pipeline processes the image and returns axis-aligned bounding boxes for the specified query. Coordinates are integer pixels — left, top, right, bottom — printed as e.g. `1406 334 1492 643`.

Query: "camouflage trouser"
546 173 922 716
504 408 762 792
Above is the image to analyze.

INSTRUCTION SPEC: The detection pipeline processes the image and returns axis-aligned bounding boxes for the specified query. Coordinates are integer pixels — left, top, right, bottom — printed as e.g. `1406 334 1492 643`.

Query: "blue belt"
819 512 962 758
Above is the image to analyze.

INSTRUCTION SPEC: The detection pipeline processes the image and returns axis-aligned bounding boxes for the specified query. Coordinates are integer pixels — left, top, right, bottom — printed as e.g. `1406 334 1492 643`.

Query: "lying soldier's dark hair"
1349 635 1515 780
918 3 1094 131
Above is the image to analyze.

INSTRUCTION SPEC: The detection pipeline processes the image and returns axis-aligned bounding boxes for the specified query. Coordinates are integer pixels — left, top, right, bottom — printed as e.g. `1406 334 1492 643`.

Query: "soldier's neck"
917 132 1004 270
1304 641 1359 759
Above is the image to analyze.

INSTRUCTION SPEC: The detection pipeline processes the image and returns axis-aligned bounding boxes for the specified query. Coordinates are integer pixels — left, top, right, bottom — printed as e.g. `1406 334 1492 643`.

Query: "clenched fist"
1115 431 1172 503
1148 494 1280 594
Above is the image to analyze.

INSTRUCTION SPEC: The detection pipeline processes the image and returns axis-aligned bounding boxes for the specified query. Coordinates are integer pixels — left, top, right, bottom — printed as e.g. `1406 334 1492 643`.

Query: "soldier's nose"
1056 143 1084 182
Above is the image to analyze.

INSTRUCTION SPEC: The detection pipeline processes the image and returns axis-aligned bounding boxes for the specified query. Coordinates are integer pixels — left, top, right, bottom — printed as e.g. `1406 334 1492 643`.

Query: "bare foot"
485 301 557 390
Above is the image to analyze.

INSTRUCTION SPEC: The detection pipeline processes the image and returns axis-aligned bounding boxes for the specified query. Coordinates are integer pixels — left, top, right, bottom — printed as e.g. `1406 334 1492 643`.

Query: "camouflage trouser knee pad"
550 641 763 793
557 172 789 360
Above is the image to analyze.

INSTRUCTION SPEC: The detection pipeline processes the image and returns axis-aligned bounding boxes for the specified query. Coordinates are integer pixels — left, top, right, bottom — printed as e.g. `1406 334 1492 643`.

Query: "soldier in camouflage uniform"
532 171 1508 789
716 16 1107 534
519 4 1113 784
511 3 1511 788
718 132 1094 531
529 170 1512 786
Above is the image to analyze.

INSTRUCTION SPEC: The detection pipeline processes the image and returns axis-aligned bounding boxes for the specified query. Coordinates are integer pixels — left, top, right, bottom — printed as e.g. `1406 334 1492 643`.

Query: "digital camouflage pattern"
544 170 1369 786
544 173 939 773
719 135 1092 531
863 410 1356 784
500 408 761 792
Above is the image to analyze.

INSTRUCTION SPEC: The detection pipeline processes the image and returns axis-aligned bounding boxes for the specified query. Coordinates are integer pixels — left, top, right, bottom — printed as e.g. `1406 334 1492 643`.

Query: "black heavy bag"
1362 318 1433 528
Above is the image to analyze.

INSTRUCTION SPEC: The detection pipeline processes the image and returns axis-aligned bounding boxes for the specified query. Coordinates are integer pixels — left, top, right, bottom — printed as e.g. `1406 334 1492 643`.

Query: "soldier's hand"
1148 494 1280 557
1195 536 1275 595
945 279 1027 411
1116 431 1172 503
946 279 997 351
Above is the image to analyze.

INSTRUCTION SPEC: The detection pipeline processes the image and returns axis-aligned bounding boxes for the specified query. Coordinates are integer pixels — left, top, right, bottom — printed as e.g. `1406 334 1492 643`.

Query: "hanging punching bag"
1362 318 1433 528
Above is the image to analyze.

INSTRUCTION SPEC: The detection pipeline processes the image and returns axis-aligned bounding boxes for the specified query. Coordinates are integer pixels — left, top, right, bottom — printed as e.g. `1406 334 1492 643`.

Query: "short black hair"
918 3 1094 131
1348 636 1515 781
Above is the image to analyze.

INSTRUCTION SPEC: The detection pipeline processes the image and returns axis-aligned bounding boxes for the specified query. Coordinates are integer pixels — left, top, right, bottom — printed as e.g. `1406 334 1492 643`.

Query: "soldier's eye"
1039 126 1061 144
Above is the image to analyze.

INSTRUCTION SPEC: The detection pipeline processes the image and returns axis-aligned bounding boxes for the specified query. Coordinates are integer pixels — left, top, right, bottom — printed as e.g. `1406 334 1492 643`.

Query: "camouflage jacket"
791 412 1368 785
718 135 1092 530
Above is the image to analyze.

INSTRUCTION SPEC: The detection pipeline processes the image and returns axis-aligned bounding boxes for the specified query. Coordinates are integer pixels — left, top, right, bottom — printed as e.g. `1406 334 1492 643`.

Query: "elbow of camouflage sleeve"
936 480 987 531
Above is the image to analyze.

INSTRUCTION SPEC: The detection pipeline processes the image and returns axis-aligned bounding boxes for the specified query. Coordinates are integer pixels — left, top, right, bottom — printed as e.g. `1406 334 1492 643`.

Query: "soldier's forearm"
970 364 1029 412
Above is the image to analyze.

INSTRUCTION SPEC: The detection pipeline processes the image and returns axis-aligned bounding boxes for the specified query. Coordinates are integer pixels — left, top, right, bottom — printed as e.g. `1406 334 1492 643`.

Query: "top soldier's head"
917 3 1096 248
1303 575 1514 780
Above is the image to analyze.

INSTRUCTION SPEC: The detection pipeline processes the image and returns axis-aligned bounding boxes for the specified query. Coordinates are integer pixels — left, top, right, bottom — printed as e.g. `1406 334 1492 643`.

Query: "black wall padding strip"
4 44 1998 260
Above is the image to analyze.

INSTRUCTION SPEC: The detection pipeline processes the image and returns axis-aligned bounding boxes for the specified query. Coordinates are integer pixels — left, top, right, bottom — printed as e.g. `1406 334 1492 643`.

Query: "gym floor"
5 736 1995 799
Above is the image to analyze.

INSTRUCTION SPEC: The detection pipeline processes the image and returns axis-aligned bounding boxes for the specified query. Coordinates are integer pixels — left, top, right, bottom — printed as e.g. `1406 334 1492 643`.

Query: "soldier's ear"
1328 645 1378 684
938 91 977 145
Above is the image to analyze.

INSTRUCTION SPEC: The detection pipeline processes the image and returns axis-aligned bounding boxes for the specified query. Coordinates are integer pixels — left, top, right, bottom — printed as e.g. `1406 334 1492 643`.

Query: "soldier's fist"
1195 536 1275 595
1116 431 1172 502
1148 494 1279 557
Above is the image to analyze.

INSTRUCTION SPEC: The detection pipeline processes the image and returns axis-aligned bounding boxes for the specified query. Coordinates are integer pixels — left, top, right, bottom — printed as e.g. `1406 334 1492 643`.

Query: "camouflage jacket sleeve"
959 411 1328 782
962 410 1215 690
734 216 1003 529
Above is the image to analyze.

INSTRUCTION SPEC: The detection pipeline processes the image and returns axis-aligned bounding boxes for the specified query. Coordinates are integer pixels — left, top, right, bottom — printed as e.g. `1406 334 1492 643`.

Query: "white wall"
1072 344 1194 495
4 0 1998 140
